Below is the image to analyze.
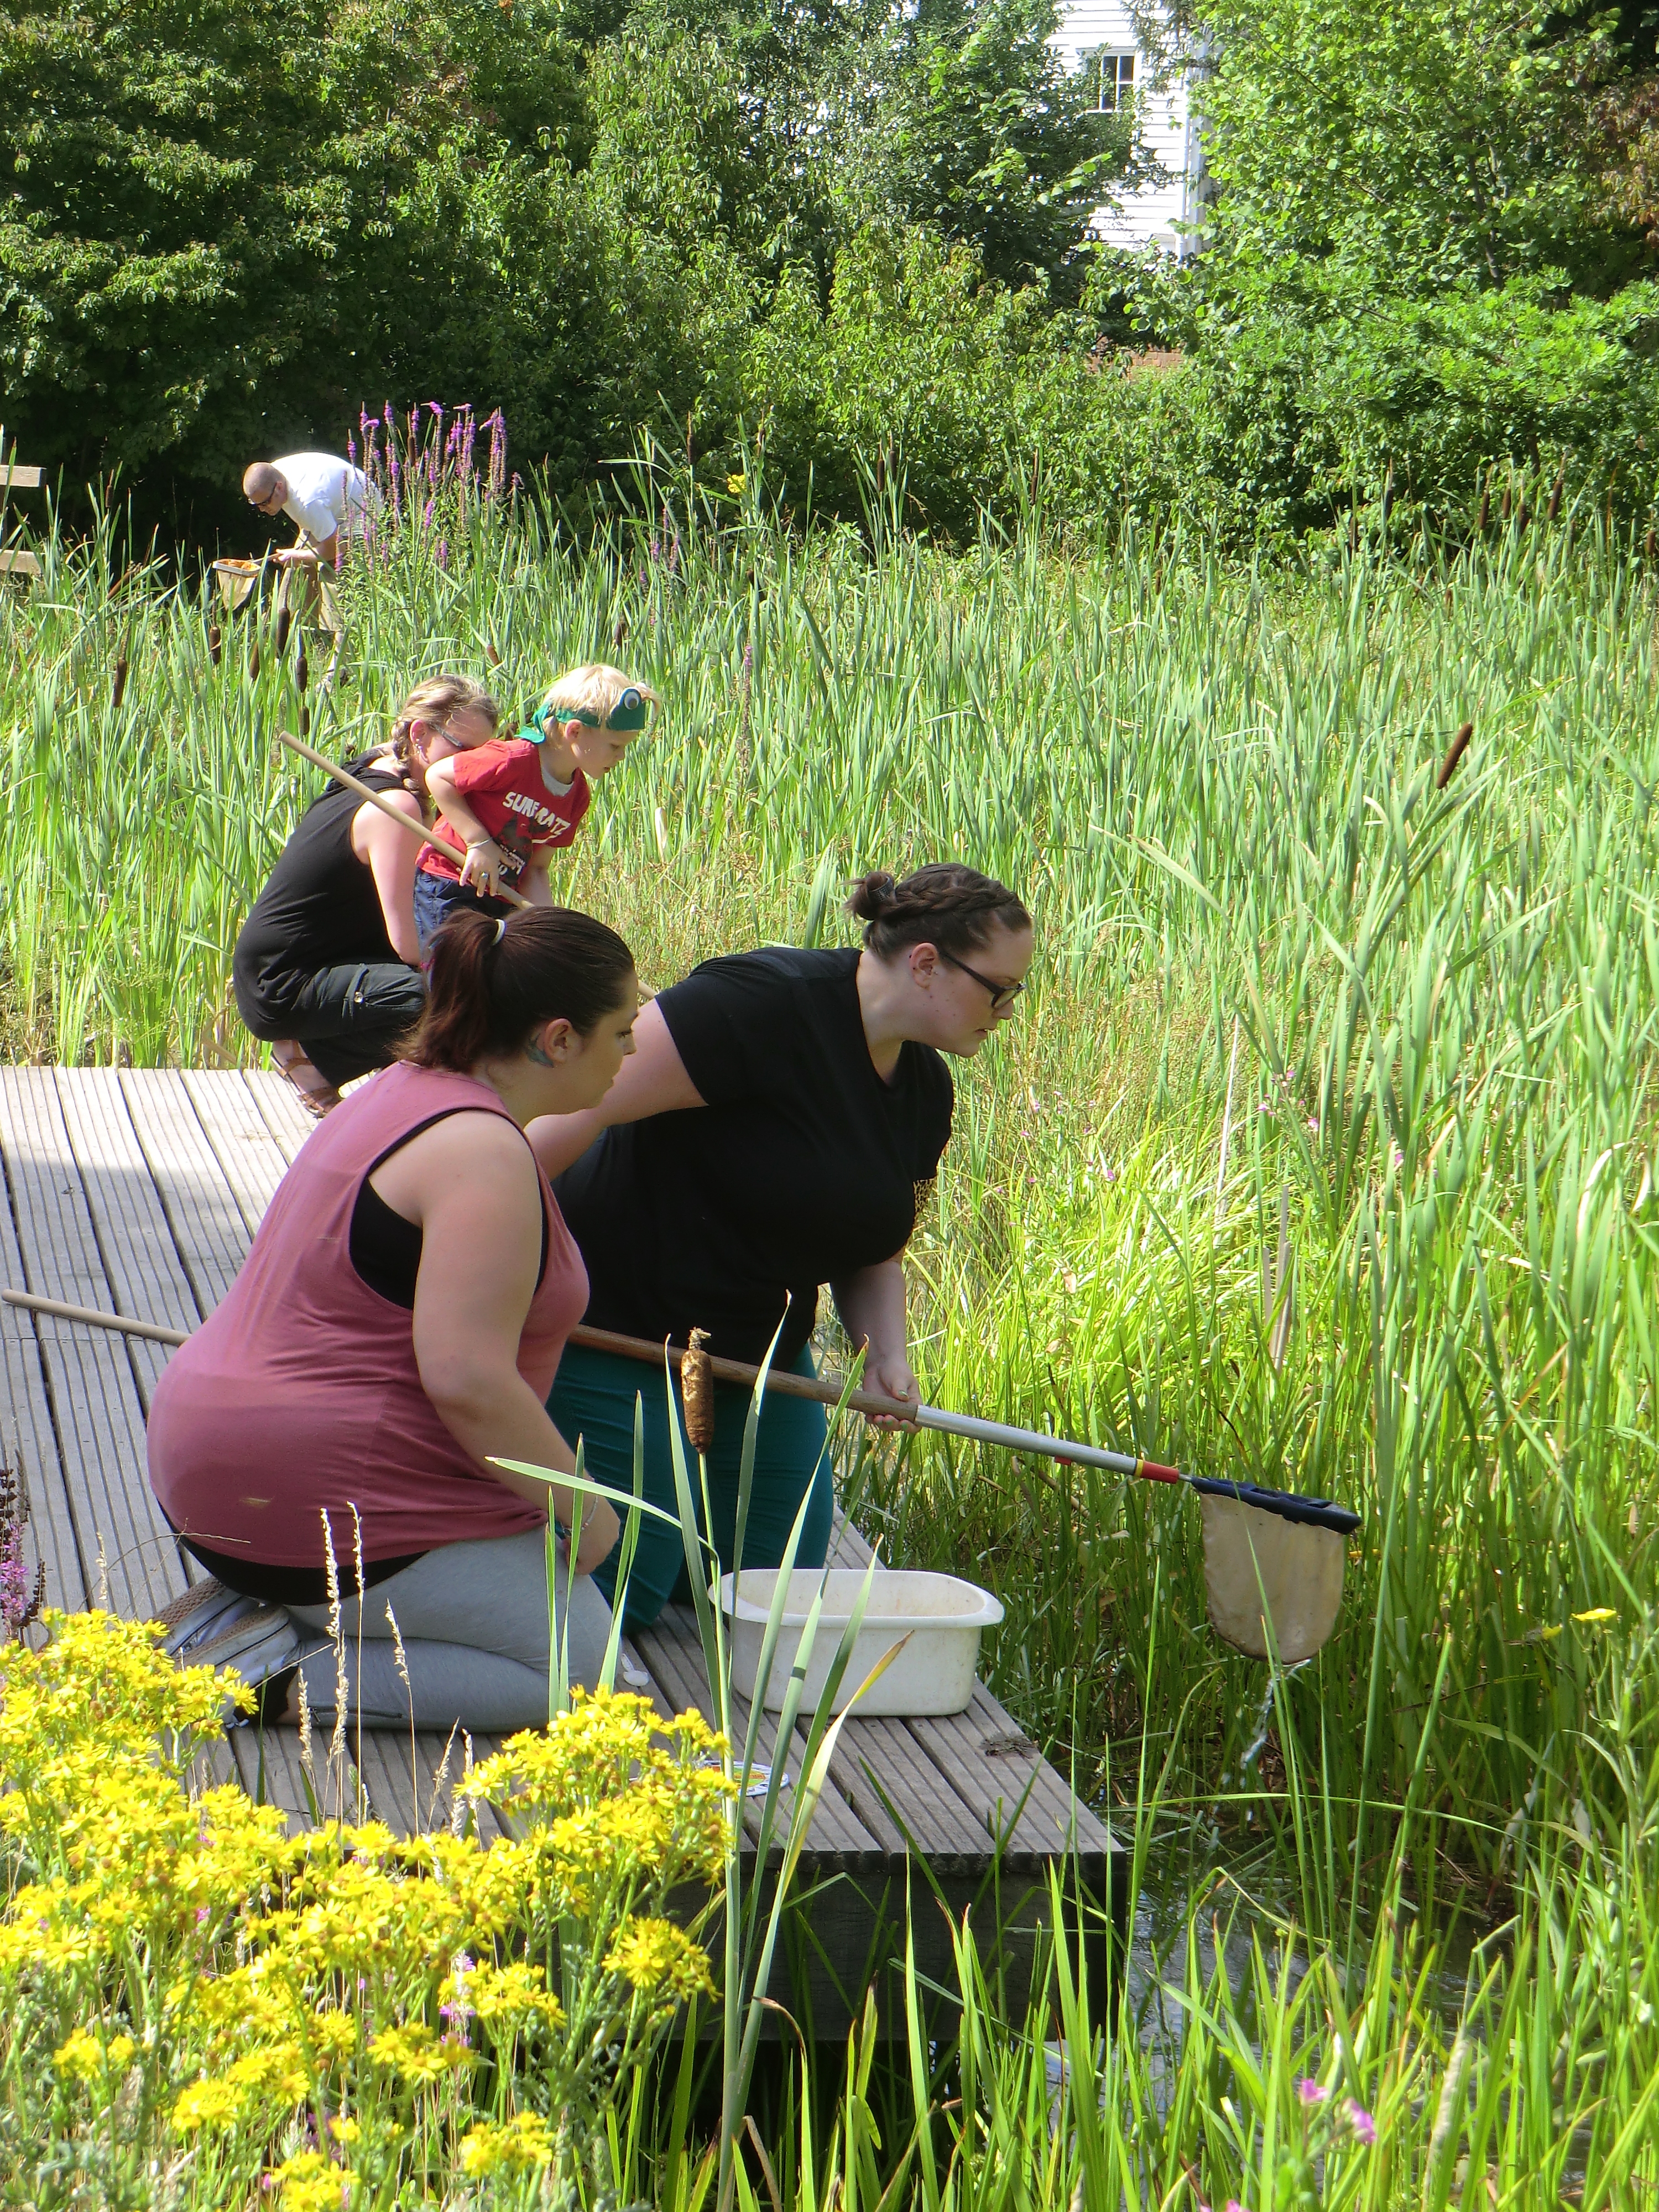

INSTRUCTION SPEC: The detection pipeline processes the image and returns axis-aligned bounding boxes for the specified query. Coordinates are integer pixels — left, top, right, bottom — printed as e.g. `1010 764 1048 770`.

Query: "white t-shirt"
274 452 376 542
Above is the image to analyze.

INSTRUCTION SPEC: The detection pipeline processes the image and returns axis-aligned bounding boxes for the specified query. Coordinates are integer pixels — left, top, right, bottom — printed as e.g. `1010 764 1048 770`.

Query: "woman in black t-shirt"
531 862 1034 1627
233 676 498 1115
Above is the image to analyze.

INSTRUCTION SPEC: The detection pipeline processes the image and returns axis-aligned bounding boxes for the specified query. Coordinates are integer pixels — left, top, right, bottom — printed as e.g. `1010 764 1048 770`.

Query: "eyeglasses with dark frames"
939 950 1026 1012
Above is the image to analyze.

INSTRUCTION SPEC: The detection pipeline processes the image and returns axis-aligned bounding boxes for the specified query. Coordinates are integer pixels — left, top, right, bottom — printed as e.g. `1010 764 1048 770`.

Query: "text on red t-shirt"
419 737 592 885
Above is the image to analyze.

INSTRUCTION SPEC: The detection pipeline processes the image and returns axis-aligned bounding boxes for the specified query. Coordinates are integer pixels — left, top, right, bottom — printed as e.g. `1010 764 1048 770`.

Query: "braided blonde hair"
389 675 500 764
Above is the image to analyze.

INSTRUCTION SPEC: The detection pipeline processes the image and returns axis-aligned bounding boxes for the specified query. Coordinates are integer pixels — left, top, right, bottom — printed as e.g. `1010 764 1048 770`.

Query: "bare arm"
831 1253 918 1430
527 999 705 1177
352 791 424 966
375 1112 620 1572
524 853 554 909
424 757 504 896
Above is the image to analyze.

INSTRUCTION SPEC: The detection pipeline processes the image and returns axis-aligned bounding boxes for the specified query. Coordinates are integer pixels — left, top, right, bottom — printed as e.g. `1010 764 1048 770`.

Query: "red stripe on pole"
1137 1459 1182 1484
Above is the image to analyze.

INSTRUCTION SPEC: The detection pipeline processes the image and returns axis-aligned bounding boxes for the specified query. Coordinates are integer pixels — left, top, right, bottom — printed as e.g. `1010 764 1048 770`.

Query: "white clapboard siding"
1053 0 1202 254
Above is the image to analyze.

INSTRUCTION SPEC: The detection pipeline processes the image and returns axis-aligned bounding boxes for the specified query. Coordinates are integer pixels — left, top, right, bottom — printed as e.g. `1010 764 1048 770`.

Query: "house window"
1089 51 1136 111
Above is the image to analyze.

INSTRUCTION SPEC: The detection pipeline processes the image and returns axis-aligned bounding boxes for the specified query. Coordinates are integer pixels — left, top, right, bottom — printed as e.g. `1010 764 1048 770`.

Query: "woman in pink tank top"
148 906 638 1734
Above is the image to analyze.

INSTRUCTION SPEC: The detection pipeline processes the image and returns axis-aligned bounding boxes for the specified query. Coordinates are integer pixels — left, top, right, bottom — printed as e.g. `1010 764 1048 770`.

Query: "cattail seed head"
1437 720 1475 790
682 1328 716 1454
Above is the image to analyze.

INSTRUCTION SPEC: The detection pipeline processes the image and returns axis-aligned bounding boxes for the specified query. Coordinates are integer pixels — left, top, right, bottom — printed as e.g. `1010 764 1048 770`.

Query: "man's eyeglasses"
940 950 1025 1012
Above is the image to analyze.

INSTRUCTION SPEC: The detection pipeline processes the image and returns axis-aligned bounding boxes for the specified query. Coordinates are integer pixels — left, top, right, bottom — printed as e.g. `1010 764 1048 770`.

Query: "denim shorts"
412 868 513 952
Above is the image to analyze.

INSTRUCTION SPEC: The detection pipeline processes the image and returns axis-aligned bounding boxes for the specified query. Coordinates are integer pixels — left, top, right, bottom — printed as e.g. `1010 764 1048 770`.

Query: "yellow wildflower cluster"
1 1615 731 2204
460 2108 556 2176
270 2147 358 2209
447 1956 566 2032
52 2026 135 2078
606 1914 718 2000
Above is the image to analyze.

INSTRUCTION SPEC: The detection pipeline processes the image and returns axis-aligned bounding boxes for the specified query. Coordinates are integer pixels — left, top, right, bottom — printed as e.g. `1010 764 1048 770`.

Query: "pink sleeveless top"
148 1062 586 1568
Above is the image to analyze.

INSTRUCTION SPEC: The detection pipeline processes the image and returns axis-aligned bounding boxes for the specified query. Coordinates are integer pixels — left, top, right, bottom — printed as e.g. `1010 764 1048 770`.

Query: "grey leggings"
286 1529 613 1733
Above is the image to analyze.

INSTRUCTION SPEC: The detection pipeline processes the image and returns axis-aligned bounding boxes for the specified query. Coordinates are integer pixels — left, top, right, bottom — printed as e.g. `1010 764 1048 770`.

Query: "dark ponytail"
405 907 636 1071
847 863 1030 961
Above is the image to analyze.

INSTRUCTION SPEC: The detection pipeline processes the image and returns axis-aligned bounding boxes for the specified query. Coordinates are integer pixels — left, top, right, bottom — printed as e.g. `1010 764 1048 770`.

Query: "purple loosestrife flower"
347 432 356 467
1345 2102 1377 2145
0 1465 43 1640
1296 2079 1329 2105
0 1528 30 1631
436 538 448 568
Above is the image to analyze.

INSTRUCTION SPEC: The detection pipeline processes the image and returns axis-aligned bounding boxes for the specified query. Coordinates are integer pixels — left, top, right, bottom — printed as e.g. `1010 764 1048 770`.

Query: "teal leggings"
548 1342 834 1630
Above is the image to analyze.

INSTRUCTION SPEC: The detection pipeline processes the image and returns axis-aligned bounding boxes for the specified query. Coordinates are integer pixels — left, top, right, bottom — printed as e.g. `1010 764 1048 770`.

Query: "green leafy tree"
838 0 1129 289
0 0 587 503
1196 0 1640 297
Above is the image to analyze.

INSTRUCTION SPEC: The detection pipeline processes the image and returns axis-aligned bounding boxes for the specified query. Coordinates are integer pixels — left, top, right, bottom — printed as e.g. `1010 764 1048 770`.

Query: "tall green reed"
2 483 1654 1866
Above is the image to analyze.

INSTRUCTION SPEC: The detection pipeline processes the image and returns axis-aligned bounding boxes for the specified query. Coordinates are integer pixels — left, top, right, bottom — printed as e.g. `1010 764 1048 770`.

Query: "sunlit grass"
2 480 1656 2198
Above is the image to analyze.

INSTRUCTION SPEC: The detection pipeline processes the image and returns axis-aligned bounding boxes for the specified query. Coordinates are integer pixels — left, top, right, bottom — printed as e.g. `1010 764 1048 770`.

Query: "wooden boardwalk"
0 1067 1123 2030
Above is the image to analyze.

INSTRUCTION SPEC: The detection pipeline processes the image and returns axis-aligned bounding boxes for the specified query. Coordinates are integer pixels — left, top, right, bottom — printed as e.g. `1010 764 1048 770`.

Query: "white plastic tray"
718 1567 1004 1717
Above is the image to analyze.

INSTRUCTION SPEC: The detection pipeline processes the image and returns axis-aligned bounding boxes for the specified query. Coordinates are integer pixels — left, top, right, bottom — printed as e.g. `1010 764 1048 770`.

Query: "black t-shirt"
555 946 954 1366
233 750 411 1026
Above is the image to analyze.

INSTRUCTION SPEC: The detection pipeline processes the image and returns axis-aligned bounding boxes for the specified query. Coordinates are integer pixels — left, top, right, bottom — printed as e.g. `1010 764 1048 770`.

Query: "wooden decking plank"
117 1070 258 1306
635 1609 883 1863
909 1683 1110 1863
4 1057 1117 1886
243 1066 319 1166
0 1068 183 1618
827 1504 1109 1860
827 1515 877 1569
0 1090 83 1614
179 1070 295 1236
52 1070 206 1407
228 1727 319 1830
822 1715 990 1865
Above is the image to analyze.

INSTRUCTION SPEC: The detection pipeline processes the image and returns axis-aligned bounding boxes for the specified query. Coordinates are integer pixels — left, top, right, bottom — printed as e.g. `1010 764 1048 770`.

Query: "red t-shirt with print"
418 737 591 886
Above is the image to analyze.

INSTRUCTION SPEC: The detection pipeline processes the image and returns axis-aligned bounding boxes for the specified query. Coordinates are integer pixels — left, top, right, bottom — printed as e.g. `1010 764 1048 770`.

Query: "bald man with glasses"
242 451 376 569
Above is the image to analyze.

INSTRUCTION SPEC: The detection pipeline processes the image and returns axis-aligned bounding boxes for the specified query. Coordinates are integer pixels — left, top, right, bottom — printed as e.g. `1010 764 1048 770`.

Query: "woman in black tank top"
232 676 500 1113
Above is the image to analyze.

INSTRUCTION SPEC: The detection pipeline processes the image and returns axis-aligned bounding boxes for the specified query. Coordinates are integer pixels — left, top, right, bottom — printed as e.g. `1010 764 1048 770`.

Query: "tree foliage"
4 0 1659 546
0 0 1119 535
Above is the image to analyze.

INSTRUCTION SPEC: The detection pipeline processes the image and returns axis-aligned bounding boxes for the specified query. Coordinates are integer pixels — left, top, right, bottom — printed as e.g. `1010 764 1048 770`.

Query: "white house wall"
1053 0 1200 255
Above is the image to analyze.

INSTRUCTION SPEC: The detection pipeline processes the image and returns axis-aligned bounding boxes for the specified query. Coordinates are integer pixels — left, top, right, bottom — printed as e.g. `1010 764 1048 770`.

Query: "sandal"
271 1040 343 1119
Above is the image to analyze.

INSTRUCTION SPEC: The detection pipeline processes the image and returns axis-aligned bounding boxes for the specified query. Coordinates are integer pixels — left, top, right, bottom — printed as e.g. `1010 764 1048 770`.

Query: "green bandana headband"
535 686 650 735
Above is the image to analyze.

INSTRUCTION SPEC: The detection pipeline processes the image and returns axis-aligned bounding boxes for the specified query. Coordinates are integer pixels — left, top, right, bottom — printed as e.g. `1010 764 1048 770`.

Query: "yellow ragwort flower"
368 2020 476 2086
604 1914 715 2000
460 2109 555 2176
270 2149 349 2210
171 2078 248 2133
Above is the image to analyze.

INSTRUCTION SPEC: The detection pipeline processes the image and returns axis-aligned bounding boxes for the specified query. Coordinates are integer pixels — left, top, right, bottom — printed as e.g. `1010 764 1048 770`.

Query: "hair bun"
846 860 1031 962
846 870 899 921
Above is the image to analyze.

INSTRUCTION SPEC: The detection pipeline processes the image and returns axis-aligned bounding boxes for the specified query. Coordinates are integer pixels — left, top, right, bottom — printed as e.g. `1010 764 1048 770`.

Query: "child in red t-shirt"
414 662 659 948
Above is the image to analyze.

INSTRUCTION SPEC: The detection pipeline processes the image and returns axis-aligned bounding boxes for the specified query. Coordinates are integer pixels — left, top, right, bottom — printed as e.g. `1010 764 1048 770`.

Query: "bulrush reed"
2 471 1656 2204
